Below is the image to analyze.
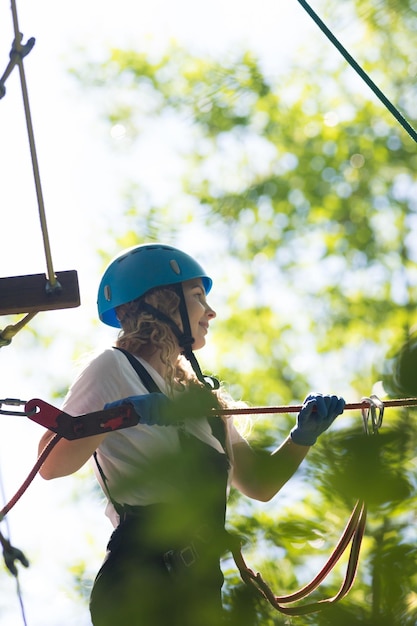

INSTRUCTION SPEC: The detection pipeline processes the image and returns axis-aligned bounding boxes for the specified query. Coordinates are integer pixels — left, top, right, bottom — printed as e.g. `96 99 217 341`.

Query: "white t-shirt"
62 348 246 526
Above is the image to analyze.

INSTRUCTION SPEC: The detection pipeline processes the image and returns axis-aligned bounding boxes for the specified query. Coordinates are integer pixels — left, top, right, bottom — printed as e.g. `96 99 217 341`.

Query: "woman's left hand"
290 393 345 446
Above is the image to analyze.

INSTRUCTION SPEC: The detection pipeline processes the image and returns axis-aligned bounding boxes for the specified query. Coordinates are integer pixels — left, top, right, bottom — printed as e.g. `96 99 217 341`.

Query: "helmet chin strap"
139 286 219 390
172 283 220 390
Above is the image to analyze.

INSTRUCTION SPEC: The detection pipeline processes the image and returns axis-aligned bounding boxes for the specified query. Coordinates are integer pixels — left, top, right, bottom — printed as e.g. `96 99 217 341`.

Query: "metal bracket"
24 398 139 440
0 32 35 99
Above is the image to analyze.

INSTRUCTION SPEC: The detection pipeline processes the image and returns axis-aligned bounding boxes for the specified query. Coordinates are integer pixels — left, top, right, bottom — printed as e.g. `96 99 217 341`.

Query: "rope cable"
218 396 417 416
0 433 62 521
296 0 417 144
0 451 28 625
9 0 60 293
0 312 38 348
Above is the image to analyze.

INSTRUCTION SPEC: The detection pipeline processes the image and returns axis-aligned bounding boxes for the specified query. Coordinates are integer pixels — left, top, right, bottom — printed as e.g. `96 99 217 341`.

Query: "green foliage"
68 559 93 603
382 332 417 397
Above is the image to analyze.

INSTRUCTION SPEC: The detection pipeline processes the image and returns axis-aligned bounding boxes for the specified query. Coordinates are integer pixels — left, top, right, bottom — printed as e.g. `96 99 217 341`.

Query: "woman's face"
182 278 216 350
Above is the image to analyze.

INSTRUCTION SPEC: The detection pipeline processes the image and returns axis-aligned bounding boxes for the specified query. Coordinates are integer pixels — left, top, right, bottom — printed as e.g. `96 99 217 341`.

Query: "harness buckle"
163 542 199 573
180 544 198 567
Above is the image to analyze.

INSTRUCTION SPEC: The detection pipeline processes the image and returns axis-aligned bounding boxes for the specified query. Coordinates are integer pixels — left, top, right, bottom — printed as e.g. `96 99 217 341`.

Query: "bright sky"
0 1 346 624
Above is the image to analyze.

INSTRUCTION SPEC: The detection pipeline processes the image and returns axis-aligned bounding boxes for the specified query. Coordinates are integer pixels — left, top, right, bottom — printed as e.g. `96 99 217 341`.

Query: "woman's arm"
231 393 345 501
232 436 309 502
38 386 171 480
38 430 107 479
39 386 216 479
37 349 134 479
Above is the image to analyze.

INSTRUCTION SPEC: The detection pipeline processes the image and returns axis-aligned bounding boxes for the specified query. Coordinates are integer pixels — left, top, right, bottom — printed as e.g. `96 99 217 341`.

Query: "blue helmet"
97 243 212 328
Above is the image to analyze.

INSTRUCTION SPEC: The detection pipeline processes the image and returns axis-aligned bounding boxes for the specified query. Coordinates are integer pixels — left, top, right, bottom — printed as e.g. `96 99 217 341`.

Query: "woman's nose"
206 303 216 319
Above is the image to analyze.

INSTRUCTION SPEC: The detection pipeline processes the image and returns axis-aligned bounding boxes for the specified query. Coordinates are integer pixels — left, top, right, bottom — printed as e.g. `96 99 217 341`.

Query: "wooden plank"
0 270 81 314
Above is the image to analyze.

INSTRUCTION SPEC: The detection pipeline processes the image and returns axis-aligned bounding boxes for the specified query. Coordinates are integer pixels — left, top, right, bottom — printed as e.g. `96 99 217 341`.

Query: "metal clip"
0 398 35 416
360 395 384 435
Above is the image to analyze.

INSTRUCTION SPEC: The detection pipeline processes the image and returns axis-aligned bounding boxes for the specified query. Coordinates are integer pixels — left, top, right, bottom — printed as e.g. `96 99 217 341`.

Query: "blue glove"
290 393 345 446
105 393 172 426
105 386 218 427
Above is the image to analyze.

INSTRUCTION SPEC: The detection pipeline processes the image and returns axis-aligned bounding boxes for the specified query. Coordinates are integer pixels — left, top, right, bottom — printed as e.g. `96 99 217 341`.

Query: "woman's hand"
290 393 345 446
105 386 218 426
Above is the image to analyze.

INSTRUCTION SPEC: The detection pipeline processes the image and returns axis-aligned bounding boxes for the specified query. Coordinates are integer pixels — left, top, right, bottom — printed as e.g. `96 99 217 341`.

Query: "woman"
38 243 345 625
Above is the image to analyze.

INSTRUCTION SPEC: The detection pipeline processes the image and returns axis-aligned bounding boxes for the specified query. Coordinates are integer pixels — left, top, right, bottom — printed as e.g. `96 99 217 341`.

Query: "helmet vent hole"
104 285 112 301
169 259 181 275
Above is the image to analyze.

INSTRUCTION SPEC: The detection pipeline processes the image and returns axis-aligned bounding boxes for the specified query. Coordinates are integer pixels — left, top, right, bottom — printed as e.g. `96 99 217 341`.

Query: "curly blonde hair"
115 286 249 432
115 287 189 391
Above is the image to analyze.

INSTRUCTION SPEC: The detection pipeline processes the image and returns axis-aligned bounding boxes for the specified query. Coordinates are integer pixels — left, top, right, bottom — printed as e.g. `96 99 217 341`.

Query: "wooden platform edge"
0 270 81 314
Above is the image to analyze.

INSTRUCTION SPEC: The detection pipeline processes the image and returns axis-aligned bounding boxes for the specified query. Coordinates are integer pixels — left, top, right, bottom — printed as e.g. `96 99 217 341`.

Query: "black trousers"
90 515 226 626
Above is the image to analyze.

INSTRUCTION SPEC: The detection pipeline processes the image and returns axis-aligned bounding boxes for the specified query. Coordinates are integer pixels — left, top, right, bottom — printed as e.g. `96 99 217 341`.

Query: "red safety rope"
218 397 417 416
0 433 62 521
0 435 61 577
230 500 367 615
0 434 62 577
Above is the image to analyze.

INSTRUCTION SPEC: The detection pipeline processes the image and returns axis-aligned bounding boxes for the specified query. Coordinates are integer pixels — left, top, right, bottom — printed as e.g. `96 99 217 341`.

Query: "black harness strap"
114 347 162 393
93 348 161 514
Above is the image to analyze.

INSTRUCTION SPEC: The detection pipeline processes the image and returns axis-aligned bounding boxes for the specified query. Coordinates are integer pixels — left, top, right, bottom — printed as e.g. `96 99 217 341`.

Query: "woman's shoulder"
66 348 126 390
63 348 133 415
78 347 124 371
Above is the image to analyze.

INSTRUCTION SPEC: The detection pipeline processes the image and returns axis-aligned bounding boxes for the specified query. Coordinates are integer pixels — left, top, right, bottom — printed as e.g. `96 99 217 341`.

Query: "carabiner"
0 398 36 416
361 395 384 435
